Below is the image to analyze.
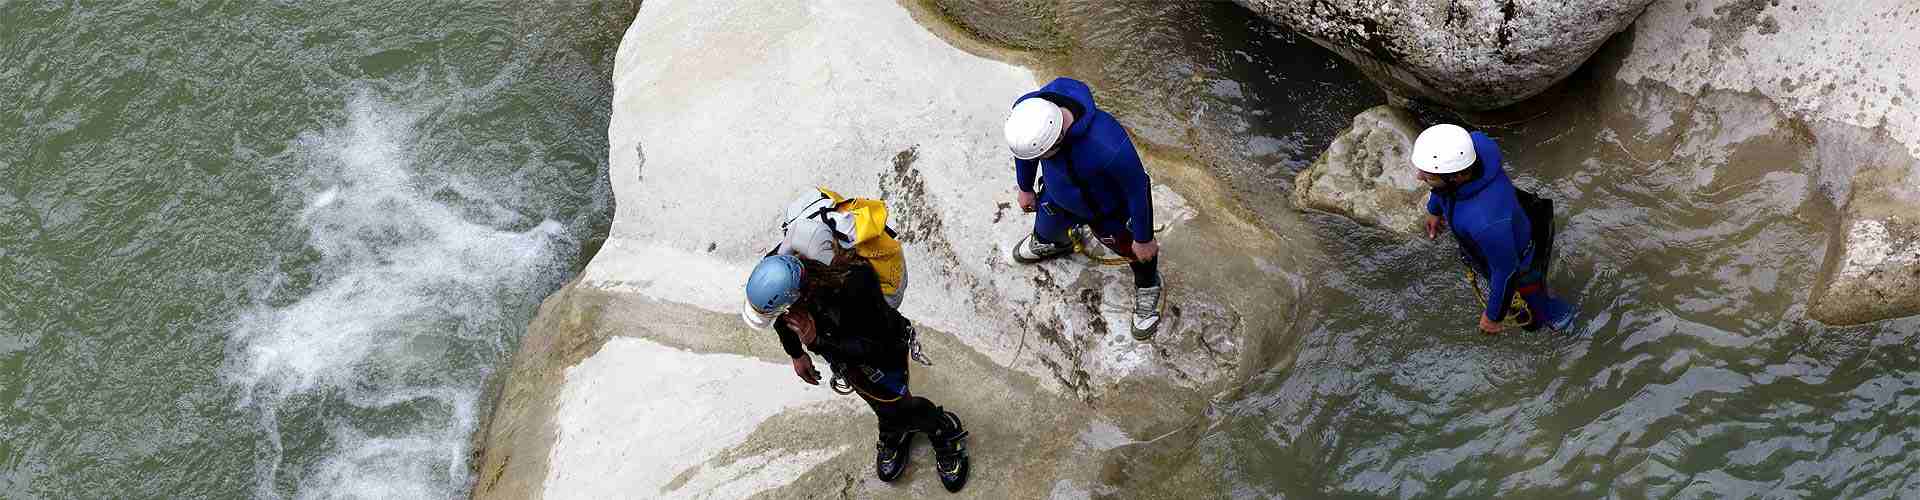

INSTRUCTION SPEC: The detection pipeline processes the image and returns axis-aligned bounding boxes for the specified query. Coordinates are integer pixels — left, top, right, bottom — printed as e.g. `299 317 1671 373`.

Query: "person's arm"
774 318 807 360
1427 192 1442 216
1108 147 1155 242
1474 221 1522 321
1016 158 1039 193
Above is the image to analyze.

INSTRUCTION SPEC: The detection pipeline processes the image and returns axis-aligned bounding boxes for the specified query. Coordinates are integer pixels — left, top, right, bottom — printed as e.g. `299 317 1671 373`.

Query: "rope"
1467 269 1532 327
1068 224 1169 267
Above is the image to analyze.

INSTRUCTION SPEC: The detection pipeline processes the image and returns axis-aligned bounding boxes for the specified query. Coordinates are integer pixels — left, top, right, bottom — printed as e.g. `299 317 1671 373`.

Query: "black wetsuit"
775 264 954 439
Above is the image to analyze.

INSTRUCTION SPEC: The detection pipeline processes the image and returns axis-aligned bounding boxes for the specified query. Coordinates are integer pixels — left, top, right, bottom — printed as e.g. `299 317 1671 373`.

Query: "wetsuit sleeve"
1426 192 1442 216
773 318 807 359
1474 221 1522 321
1108 147 1155 243
1016 158 1038 193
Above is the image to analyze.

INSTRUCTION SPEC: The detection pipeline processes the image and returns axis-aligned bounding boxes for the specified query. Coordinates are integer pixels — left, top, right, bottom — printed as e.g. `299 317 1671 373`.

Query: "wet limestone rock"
471 0 1296 497
1292 105 1428 237
1234 0 1654 110
1609 0 1920 324
923 0 1066 51
1811 165 1920 326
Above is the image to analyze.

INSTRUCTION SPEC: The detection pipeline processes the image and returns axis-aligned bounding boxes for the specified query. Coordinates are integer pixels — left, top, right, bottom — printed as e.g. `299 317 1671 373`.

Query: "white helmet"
1005 98 1064 160
1411 124 1477 174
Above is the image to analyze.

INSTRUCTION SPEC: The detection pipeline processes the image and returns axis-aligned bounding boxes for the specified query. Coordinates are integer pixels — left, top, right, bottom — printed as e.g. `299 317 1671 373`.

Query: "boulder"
470 0 1298 497
1292 106 1429 237
1234 0 1653 110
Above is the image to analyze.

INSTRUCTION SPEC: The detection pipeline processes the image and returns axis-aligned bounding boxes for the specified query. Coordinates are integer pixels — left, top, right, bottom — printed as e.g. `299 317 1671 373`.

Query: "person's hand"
1132 240 1159 262
1478 313 1504 335
791 356 820 385
1426 215 1445 240
1018 191 1037 213
783 311 817 345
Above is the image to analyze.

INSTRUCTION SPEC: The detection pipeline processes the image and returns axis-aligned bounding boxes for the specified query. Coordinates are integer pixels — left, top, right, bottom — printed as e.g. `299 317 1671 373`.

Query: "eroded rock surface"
1234 0 1652 110
1813 164 1920 326
1292 105 1428 237
471 0 1295 497
1612 0 1920 325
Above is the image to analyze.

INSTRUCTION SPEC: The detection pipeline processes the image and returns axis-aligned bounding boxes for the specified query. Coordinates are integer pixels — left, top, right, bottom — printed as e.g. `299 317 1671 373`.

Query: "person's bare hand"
1479 314 1504 335
1132 240 1159 262
1426 215 1445 240
791 356 820 385
1018 191 1037 213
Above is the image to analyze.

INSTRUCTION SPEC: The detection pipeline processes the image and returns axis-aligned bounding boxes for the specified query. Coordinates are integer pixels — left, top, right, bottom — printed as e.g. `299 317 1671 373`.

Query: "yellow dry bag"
810 187 906 296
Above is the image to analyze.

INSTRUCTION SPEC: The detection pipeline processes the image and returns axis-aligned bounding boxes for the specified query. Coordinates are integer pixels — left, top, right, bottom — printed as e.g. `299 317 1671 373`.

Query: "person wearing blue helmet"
742 254 971 492
1413 124 1576 334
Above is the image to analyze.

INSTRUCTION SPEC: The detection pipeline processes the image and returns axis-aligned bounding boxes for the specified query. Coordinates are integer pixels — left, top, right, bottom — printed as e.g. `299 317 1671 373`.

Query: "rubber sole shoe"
1012 232 1073 264
1132 285 1163 341
875 432 913 482
929 412 970 493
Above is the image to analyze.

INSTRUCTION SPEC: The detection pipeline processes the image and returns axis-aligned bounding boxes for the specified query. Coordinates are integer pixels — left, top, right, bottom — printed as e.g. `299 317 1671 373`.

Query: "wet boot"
874 431 913 482
1132 285 1163 341
927 411 970 493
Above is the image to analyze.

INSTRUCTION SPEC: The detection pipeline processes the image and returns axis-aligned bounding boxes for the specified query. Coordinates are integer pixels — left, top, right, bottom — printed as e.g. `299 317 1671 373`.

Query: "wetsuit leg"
1087 217 1161 288
849 365 951 436
1032 199 1075 246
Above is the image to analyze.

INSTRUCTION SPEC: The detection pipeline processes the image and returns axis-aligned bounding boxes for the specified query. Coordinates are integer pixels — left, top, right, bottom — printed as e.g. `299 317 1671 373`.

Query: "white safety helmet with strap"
1411 124 1477 174
1004 97 1064 160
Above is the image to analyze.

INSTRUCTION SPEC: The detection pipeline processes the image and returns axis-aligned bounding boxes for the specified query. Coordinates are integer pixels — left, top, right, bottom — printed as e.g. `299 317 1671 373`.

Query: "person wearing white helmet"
1414 124 1575 334
1003 77 1165 341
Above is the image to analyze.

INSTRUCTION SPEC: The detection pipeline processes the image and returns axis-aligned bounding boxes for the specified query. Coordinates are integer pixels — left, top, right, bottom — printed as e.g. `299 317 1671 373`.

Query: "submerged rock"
1292 105 1428 237
1234 0 1653 110
1812 165 1920 326
1609 0 1920 325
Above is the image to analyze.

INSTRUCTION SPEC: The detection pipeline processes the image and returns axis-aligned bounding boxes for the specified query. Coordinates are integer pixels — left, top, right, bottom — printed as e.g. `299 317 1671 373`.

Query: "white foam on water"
223 92 571 499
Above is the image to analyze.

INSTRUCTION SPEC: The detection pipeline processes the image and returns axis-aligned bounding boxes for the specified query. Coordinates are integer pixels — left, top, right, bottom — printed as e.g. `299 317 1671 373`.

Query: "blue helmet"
741 255 804 329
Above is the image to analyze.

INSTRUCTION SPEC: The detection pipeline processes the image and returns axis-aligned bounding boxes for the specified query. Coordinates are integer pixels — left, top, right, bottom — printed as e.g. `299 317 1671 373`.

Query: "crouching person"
741 254 970 492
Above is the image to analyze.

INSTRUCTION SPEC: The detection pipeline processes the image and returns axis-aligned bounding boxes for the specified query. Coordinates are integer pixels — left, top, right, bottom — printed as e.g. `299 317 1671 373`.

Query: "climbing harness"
907 325 933 367
829 369 904 402
1466 269 1533 328
828 325 930 401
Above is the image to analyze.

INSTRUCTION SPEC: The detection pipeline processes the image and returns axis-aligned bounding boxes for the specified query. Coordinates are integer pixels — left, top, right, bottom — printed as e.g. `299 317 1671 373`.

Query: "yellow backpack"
808 187 906 296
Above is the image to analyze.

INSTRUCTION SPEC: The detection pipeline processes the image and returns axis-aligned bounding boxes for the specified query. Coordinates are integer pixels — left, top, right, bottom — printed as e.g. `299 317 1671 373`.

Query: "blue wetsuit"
1013 78 1161 286
1427 132 1571 327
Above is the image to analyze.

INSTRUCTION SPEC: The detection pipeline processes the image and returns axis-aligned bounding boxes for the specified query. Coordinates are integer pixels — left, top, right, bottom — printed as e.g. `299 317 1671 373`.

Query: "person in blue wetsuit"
1412 124 1575 334
1001 77 1163 340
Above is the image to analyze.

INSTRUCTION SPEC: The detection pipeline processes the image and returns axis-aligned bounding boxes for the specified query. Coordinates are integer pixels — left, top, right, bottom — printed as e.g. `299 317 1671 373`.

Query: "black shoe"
928 411 970 493
875 431 913 482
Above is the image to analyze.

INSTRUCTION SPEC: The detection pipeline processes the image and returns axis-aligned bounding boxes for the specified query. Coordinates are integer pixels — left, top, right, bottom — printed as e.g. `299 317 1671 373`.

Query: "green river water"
1 2 630 497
